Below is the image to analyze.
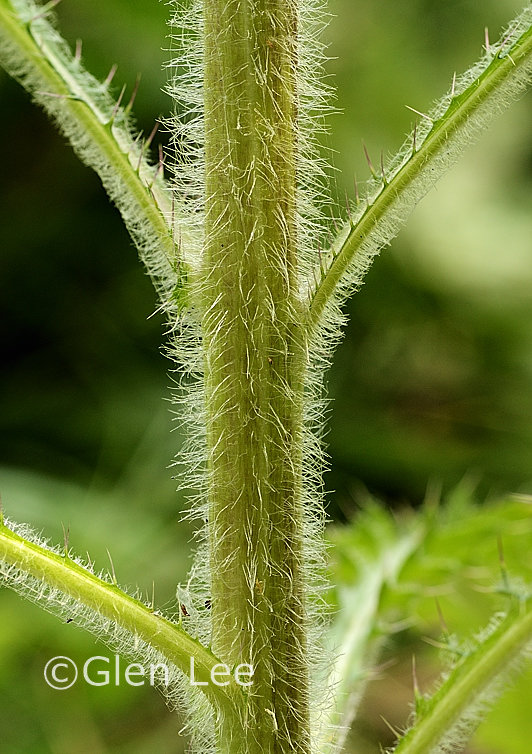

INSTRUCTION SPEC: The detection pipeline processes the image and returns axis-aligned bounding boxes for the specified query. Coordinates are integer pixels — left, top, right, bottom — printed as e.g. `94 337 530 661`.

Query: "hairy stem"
0 522 239 711
0 0 194 297
201 1 310 752
308 9 532 329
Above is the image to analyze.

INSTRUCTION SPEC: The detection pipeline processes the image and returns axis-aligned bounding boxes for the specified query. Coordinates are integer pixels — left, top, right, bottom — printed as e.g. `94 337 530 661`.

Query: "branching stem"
0 523 237 711
308 15 532 330
0 0 195 296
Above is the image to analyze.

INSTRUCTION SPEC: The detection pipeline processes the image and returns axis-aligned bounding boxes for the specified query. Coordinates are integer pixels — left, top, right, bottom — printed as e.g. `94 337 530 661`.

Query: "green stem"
0 523 237 711
202 1 310 752
308 15 532 330
0 0 194 295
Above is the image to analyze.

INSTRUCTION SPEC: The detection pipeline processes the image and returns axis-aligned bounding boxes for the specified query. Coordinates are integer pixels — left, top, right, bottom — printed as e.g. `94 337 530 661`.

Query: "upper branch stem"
307 15 532 330
0 0 195 295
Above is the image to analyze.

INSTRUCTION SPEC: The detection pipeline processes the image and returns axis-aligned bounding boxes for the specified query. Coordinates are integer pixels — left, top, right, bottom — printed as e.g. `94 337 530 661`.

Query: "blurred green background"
1 0 532 751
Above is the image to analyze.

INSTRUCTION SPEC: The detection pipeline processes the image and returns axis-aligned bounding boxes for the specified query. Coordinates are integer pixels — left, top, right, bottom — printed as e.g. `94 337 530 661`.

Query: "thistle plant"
2 1 532 753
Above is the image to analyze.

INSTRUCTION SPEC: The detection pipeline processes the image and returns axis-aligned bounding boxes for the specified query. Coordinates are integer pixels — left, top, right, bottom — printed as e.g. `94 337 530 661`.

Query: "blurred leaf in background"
2 0 532 751
328 488 532 753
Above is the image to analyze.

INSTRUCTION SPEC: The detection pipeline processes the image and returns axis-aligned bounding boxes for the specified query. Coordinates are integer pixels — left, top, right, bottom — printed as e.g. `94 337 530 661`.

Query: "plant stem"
0 523 236 710
309 14 532 329
202 1 310 752
0 0 194 296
